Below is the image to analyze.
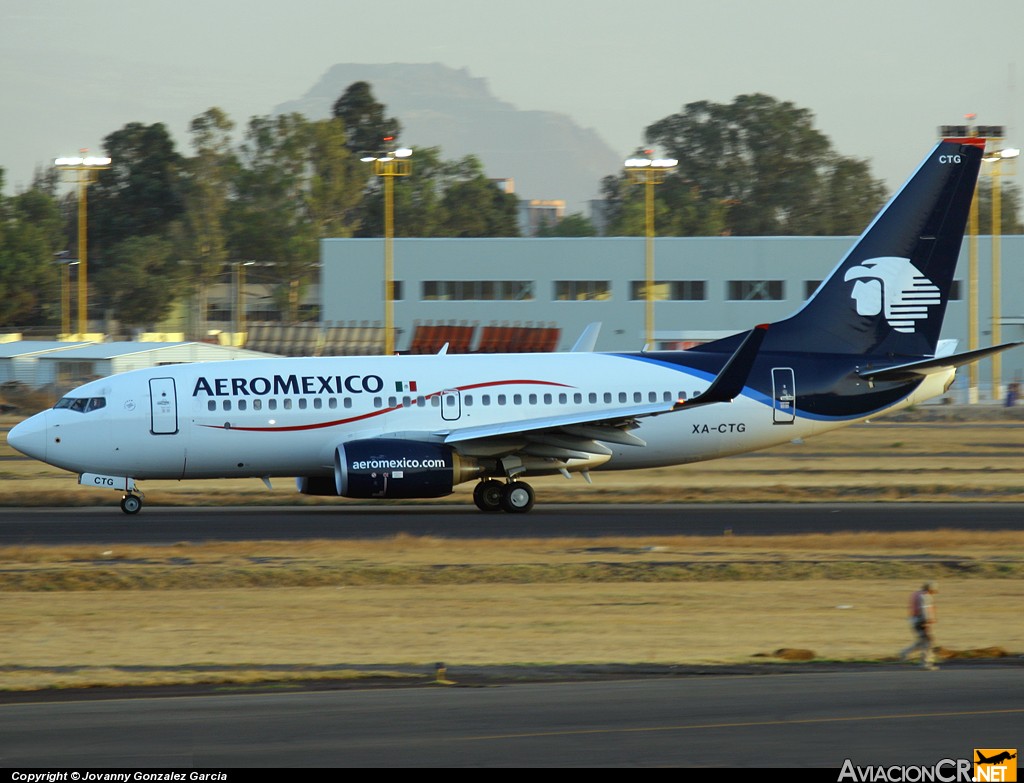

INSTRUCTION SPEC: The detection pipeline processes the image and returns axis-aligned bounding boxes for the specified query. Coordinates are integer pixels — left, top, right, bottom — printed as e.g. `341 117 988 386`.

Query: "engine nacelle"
295 476 338 496
297 440 479 500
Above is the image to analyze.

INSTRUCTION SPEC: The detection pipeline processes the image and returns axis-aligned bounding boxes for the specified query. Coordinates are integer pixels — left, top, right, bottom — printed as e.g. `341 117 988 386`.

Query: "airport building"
321 235 1024 402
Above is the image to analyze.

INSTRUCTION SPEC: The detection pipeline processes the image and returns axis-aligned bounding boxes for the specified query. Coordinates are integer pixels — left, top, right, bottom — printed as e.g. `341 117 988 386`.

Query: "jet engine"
297 440 480 499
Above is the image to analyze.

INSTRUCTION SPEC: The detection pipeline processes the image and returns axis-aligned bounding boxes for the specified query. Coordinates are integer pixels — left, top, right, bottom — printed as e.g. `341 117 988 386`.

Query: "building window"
554 280 611 301
804 280 822 299
630 281 706 301
950 281 962 300
727 280 785 301
422 280 534 301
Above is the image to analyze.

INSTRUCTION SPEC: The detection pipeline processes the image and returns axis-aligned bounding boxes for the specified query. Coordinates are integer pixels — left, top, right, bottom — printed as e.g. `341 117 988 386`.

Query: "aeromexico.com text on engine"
192 374 385 397
350 457 448 470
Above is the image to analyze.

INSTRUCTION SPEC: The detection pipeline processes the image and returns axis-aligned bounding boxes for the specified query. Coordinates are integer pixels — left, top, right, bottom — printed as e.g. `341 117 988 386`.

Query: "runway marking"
460 707 1024 742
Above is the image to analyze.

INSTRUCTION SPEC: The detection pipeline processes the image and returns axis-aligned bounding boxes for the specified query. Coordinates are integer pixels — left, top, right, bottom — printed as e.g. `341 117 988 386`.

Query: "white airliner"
7 139 1020 514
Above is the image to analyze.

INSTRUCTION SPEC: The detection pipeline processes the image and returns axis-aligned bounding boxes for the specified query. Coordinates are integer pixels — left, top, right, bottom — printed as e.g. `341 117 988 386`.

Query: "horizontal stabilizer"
858 342 1022 383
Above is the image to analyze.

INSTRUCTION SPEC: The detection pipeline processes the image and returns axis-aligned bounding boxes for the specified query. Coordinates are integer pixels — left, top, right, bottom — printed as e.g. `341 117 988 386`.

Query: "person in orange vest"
900 581 938 670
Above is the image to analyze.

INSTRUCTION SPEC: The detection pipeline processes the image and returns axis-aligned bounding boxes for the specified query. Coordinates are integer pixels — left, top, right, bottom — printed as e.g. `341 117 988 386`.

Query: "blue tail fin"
763 139 983 358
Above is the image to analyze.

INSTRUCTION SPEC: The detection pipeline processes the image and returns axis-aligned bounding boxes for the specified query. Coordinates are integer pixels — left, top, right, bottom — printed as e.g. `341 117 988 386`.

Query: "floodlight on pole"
625 153 677 347
363 143 413 355
981 144 1018 402
54 153 111 337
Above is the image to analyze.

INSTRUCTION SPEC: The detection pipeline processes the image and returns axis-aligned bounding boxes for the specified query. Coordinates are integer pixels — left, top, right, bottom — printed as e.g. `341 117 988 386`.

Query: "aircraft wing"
438 324 767 459
858 341 1022 383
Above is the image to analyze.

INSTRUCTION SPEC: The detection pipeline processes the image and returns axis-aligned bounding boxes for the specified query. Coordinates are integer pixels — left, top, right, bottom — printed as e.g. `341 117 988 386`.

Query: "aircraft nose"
7 413 47 462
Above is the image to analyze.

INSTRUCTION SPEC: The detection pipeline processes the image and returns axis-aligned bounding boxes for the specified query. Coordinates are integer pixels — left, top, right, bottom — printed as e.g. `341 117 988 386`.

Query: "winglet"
676 324 768 408
570 322 602 352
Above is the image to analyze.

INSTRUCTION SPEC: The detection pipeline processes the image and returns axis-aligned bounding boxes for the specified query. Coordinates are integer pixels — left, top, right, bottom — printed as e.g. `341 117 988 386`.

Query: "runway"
1 502 1022 544
1 667 1020 767
2 502 1020 767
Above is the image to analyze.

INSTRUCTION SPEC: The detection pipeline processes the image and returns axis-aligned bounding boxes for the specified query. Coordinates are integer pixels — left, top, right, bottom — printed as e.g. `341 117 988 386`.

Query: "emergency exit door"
772 368 796 425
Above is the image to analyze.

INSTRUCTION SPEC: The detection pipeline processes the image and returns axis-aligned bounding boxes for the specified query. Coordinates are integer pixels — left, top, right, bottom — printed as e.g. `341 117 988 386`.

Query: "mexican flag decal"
395 380 418 392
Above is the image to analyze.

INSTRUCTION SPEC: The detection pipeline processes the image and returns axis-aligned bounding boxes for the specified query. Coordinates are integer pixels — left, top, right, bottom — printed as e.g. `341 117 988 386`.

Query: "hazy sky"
2 0 1021 197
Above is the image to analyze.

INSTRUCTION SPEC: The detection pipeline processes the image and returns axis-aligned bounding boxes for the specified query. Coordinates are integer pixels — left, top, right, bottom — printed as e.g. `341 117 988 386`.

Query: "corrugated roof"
0 341 94 358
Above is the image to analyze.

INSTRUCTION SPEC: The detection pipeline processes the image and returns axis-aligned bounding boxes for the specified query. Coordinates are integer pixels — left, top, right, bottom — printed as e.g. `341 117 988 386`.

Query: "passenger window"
328 398 337 409
238 399 247 411
223 400 232 411
648 392 657 403
464 395 473 406
254 399 263 410
344 398 353 408
528 394 537 405
573 393 582 404
269 399 278 410
513 394 522 405
604 392 612 403
543 394 552 405
431 396 440 407
388 396 397 408
375 397 384 408
558 393 567 404
207 400 216 411
663 391 672 402
497 394 506 405
313 398 322 409
618 392 627 403
481 394 491 406
416 396 426 407
588 393 597 404
283 399 292 410
299 399 308 410
633 392 642 403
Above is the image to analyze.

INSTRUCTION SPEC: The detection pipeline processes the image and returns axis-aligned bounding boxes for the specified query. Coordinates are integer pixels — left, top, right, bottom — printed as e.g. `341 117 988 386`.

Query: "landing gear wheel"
120 494 142 515
500 481 535 514
473 480 505 512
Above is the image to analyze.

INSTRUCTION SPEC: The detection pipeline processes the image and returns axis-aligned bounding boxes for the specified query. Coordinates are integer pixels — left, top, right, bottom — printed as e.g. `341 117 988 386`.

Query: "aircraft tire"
473 480 505 512
120 494 142 515
500 481 535 514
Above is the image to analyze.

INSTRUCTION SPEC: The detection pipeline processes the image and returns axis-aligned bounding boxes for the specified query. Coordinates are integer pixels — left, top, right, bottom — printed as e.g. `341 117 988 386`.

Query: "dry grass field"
0 410 1022 691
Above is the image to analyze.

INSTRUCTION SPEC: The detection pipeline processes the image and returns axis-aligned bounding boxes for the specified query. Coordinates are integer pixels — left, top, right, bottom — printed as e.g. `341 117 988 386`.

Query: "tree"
599 171 727 237
356 150 520 238
228 114 315 322
179 107 236 337
642 94 887 235
536 213 597 237
437 155 519 237
93 234 182 326
976 178 1024 234
88 122 185 254
331 81 402 153
0 169 62 326
304 117 369 239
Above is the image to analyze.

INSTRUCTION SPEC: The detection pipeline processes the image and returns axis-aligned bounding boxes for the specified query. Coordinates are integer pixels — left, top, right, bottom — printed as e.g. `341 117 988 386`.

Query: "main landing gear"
120 493 143 515
473 479 535 514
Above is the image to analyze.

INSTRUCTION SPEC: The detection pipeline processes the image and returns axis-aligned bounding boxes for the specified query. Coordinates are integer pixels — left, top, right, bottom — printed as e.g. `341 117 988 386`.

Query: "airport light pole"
624 154 677 347
982 144 1019 402
362 145 413 355
54 154 111 337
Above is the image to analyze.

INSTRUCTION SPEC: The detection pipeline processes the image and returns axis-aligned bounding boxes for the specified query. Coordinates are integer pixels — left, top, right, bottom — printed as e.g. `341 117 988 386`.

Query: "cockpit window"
54 396 106 413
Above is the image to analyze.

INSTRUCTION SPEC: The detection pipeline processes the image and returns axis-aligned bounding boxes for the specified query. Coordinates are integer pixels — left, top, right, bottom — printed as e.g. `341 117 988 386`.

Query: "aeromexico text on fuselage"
192 373 396 397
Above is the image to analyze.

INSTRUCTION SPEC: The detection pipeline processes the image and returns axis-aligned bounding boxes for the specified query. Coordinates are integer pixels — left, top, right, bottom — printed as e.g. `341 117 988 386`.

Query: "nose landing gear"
120 493 143 515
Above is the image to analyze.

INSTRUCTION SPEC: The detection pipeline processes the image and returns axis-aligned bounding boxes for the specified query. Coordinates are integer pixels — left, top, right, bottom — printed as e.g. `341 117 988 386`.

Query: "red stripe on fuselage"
199 378 573 433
